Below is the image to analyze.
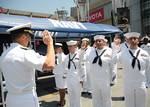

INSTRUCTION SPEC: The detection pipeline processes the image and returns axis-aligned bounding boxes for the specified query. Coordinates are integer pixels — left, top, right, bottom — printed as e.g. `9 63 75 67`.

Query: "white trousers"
55 74 67 89
83 71 91 92
124 87 147 107
67 78 81 107
91 81 112 107
6 90 39 107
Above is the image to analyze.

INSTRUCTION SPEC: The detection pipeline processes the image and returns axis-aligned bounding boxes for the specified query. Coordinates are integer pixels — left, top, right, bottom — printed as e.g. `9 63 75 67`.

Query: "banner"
89 8 104 23
0 7 8 13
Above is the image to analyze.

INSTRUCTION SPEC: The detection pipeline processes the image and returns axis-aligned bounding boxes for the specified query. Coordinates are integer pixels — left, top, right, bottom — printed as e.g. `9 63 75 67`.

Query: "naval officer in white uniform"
53 43 67 106
63 40 86 107
0 23 55 107
85 35 116 107
112 32 150 107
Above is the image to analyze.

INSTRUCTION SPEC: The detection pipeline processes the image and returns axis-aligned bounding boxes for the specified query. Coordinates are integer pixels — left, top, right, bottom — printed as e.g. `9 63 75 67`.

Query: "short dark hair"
11 32 31 42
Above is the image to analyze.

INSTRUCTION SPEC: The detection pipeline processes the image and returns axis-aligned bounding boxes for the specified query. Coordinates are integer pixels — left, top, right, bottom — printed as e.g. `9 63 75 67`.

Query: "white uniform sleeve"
110 51 121 85
62 55 68 77
79 60 86 81
78 47 93 82
145 57 150 88
24 50 46 71
78 53 86 82
62 55 67 78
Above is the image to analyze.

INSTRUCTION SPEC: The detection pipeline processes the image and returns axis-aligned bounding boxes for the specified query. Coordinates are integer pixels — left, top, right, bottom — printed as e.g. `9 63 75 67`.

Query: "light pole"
111 0 117 26
73 0 80 21
73 0 89 22
86 0 90 21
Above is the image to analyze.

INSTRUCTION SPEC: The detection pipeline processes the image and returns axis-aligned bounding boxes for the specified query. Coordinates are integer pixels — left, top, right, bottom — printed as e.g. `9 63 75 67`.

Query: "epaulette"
20 47 29 50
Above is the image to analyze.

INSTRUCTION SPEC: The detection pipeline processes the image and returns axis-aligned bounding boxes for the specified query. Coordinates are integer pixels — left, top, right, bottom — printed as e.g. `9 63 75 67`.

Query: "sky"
0 0 76 15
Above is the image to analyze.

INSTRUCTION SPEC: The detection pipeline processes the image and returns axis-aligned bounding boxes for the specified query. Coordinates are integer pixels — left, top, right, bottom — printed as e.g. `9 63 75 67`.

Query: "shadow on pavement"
81 92 92 99
112 96 125 101
40 101 59 107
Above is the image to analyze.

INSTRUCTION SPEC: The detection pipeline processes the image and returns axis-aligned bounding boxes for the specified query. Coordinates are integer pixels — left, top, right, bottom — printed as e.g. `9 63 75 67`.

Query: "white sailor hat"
124 32 140 38
141 36 150 41
67 40 77 46
82 38 89 42
6 23 33 36
55 43 62 47
94 35 107 42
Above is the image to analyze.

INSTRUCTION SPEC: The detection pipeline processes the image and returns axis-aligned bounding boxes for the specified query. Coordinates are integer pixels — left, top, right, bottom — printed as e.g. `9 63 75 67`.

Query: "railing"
0 72 7 107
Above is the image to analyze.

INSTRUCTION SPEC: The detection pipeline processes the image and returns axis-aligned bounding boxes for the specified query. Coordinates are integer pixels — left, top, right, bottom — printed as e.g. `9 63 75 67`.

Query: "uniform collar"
56 52 63 57
69 52 77 57
11 43 21 47
129 47 140 53
11 43 28 49
96 46 107 52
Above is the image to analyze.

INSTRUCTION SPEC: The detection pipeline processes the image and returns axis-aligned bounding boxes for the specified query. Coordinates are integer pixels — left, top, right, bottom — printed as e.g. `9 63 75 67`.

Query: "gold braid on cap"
24 30 33 34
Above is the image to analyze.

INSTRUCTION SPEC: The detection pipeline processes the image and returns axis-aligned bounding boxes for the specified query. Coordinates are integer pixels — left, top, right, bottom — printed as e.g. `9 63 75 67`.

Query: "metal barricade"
0 72 6 107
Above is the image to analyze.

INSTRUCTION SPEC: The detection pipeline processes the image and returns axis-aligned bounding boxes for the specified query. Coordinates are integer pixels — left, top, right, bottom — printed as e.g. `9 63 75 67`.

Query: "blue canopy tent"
0 14 123 79
0 14 122 37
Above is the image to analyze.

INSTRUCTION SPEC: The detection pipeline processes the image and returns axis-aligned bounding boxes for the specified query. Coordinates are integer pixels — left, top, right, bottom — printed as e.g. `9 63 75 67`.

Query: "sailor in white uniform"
111 34 121 55
120 33 130 51
53 43 67 106
118 33 130 69
3 43 10 52
63 40 86 107
140 36 150 55
0 23 55 107
85 35 116 107
112 32 150 107
78 38 92 95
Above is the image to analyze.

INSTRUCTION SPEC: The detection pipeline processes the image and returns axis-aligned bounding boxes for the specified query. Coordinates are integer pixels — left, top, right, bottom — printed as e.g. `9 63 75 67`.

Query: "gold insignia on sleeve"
140 54 148 57
104 54 111 57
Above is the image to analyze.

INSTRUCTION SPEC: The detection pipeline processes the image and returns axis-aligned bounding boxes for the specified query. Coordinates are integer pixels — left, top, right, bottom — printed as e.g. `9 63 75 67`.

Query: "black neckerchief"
128 49 141 70
68 53 77 69
92 49 107 66
125 43 128 48
84 48 88 52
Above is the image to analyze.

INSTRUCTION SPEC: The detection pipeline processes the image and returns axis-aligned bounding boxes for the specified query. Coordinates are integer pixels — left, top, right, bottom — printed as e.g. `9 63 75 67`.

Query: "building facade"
130 0 142 33
88 0 150 35
141 0 150 35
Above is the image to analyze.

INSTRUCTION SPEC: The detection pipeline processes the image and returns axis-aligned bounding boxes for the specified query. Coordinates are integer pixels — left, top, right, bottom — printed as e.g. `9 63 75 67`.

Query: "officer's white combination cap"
94 35 107 42
67 40 77 46
7 23 32 33
124 32 140 38
82 38 89 42
55 43 62 47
